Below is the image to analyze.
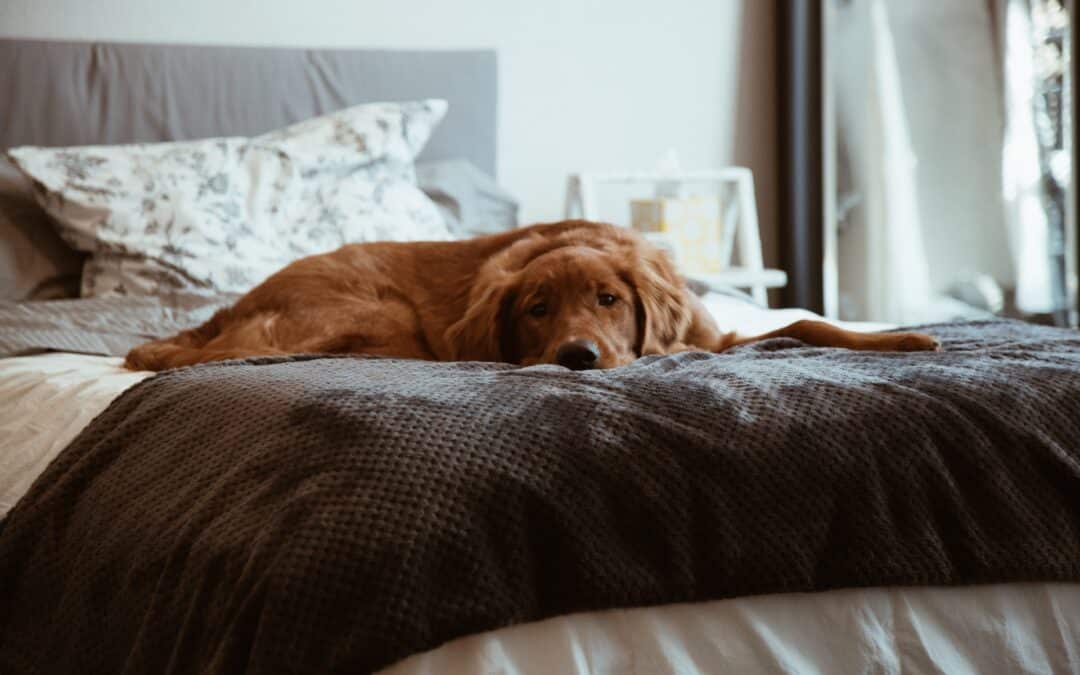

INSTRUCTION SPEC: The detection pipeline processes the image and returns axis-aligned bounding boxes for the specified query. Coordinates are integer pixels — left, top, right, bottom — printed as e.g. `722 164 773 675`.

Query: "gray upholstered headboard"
0 38 497 176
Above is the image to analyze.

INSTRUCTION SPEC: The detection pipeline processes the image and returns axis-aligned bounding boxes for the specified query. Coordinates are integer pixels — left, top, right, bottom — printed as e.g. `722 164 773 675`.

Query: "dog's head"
445 221 693 369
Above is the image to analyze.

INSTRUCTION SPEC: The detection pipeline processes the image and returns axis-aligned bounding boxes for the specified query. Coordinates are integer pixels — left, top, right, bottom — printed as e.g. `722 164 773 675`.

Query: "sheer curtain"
831 0 931 325
997 0 1071 319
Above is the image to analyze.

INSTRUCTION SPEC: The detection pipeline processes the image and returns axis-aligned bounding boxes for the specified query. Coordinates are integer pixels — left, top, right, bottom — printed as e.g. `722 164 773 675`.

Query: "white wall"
0 0 779 268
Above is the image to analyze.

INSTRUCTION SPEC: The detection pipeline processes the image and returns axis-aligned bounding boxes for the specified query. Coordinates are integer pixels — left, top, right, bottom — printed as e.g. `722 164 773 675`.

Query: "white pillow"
8 99 452 299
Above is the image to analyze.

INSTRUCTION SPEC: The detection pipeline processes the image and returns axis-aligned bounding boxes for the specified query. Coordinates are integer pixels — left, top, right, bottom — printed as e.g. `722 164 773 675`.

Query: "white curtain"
1000 0 1056 314
832 0 932 325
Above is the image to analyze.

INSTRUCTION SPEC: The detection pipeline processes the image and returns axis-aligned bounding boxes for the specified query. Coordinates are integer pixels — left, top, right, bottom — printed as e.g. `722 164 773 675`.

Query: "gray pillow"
416 159 518 237
0 159 83 300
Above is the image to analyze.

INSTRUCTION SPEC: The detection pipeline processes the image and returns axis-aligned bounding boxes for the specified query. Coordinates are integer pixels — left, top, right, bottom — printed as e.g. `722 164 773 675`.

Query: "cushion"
415 159 519 237
8 100 451 299
0 159 83 300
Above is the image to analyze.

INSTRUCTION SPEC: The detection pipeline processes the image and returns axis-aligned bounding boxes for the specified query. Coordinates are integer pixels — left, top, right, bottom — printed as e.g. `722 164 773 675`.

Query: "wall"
0 0 779 269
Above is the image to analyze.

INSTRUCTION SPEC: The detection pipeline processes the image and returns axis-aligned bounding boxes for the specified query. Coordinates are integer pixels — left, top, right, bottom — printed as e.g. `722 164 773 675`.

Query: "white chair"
564 168 787 306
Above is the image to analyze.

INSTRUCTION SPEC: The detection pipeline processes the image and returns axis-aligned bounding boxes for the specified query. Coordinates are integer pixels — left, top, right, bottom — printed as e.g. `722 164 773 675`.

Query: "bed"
1 39 1079 675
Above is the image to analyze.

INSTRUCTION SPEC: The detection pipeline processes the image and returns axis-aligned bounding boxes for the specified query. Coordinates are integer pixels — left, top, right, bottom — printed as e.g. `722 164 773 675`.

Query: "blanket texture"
2 320 1080 673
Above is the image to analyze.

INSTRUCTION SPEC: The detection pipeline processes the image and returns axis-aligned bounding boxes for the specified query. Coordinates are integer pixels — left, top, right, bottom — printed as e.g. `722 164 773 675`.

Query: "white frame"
564 168 786 306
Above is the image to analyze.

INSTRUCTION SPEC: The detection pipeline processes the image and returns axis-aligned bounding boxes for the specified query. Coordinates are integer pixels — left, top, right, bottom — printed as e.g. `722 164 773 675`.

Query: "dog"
124 220 939 372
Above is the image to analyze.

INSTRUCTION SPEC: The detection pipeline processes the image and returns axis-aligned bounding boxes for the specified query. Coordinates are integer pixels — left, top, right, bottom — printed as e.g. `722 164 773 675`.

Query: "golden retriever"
124 220 938 372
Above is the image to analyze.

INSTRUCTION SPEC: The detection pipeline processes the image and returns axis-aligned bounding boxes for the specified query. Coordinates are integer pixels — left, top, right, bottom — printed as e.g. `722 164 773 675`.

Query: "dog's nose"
556 340 600 370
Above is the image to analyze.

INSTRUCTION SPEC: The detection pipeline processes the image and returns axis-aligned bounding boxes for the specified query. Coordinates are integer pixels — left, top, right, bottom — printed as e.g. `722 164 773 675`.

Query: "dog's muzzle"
556 340 600 371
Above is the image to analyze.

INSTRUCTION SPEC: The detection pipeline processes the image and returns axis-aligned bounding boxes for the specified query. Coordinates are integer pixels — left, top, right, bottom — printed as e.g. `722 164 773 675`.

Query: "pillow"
0 159 83 300
415 159 519 237
8 100 451 299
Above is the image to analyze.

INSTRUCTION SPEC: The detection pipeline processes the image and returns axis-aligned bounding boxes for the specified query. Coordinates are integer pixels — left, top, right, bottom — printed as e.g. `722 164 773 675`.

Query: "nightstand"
564 168 787 306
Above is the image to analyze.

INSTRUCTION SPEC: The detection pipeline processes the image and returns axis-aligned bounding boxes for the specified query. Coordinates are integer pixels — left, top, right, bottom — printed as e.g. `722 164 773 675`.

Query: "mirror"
823 0 1076 327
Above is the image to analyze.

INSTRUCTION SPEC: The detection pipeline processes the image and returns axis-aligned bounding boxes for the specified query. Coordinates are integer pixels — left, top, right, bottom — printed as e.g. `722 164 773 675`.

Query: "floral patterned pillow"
8 99 452 299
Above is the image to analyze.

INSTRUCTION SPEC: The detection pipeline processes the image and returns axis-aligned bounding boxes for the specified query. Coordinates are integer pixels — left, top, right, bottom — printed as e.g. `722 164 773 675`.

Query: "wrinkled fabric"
383 583 1080 674
416 159 519 237
0 159 84 301
0 353 151 517
0 295 233 357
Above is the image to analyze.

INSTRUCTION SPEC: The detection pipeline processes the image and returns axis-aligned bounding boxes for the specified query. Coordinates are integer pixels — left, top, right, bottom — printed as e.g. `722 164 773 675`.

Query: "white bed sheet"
2 296 1076 674
0 352 150 516
383 583 1080 674
698 292 897 336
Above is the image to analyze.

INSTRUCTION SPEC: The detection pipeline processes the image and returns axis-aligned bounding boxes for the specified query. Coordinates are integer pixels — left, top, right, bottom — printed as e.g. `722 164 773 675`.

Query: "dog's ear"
445 233 559 363
445 273 518 363
622 245 693 355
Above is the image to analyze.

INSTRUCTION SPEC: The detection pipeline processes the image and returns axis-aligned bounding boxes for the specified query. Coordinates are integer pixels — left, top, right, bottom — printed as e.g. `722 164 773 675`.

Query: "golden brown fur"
124 220 938 372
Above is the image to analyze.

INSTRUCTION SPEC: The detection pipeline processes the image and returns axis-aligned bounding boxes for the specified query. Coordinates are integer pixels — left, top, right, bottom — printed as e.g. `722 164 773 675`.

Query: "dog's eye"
598 293 616 306
529 302 548 317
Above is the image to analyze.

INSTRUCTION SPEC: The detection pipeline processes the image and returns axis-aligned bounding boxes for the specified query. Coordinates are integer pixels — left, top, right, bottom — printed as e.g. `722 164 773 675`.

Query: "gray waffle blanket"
2 320 1080 674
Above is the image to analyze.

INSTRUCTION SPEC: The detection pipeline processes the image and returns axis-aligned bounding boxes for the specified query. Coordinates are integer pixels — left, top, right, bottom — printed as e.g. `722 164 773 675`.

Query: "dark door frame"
777 0 825 313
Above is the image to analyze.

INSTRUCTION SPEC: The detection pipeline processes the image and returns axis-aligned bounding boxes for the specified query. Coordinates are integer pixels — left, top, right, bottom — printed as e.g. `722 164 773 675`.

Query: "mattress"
1 295 1077 674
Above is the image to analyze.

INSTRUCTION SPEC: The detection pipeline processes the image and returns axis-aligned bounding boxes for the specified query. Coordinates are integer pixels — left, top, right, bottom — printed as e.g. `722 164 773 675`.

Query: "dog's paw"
892 332 941 352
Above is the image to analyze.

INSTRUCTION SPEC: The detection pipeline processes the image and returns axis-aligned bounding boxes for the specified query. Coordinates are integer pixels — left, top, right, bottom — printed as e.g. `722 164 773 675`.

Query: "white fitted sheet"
4 297 1075 675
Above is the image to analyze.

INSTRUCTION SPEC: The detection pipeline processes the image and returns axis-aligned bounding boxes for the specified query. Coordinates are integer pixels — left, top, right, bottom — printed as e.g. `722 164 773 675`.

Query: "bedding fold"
1 320 1079 673
0 295 233 357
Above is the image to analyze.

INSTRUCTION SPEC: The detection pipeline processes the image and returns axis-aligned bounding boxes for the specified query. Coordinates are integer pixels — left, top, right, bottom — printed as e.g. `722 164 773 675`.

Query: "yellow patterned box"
629 197 724 273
